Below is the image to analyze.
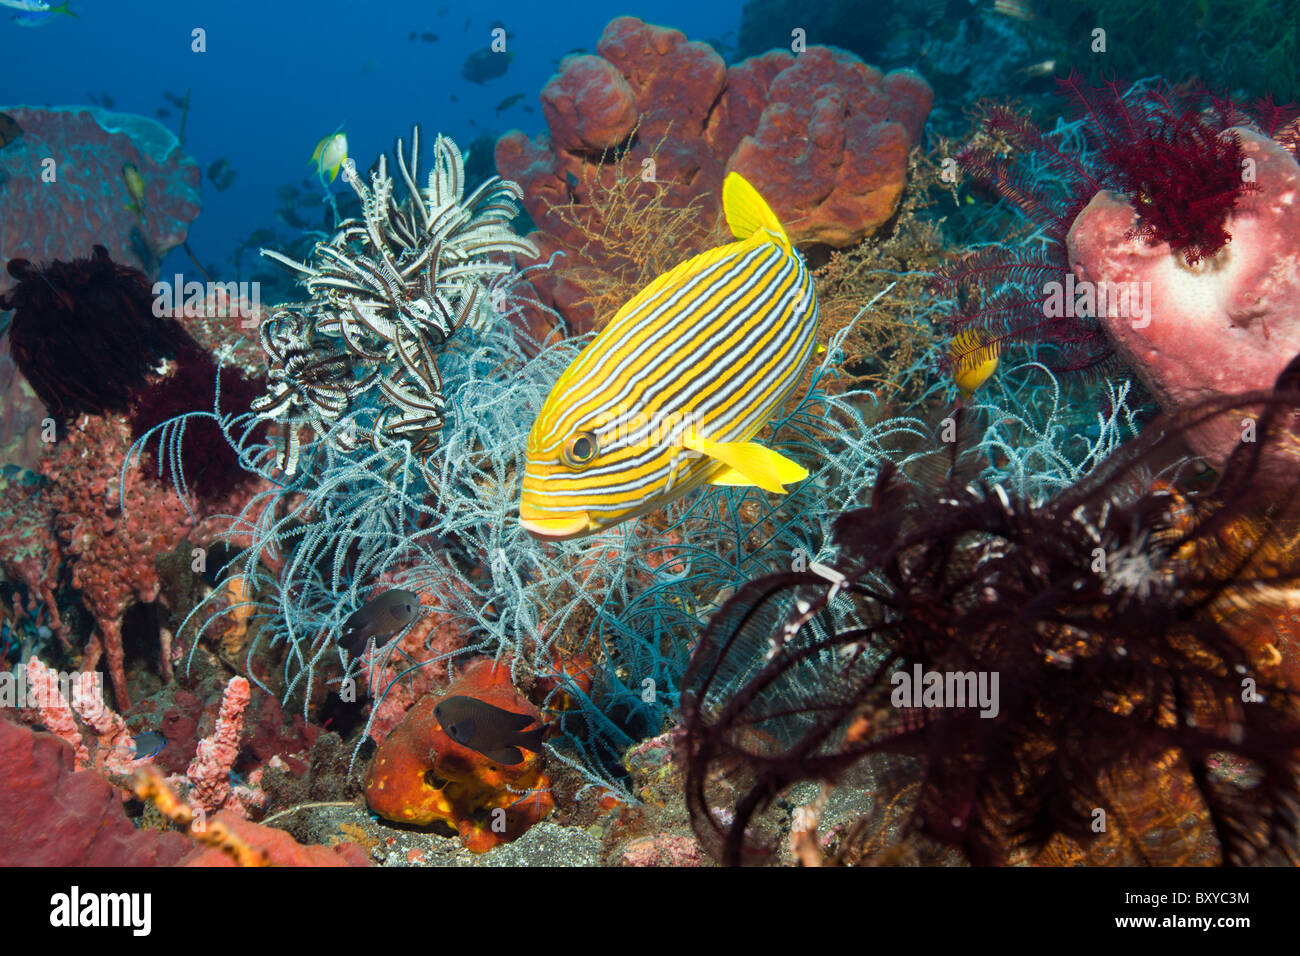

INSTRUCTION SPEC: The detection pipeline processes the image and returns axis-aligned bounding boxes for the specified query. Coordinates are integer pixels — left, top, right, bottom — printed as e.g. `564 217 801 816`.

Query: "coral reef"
40 412 255 708
0 716 192 866
255 128 535 473
0 245 265 507
0 248 270 705
0 466 63 647
127 332 268 506
182 675 261 816
3 707 356 866
134 769 368 866
365 658 555 852
612 833 709 866
182 810 369 866
19 657 147 775
20 661 269 817
1068 125 1300 478
682 358 1300 865
938 78 1288 371
0 352 44 471
497 16 931 334
1 246 193 422
0 106 201 298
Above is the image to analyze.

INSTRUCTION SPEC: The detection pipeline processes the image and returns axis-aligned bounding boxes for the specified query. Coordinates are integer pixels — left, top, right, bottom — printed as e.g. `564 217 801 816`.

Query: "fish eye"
561 431 598 468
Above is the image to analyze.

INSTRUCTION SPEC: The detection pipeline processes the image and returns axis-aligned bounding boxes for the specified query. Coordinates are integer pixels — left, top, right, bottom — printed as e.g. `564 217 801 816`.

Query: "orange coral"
364 657 554 853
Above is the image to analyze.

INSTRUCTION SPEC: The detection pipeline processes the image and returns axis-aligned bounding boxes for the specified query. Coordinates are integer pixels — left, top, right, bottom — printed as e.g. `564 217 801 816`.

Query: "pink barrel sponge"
1067 127 1300 472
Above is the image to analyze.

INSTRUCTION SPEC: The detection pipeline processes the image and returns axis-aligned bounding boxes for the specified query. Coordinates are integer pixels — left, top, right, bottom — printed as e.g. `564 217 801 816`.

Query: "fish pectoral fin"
684 433 807 495
706 465 757 487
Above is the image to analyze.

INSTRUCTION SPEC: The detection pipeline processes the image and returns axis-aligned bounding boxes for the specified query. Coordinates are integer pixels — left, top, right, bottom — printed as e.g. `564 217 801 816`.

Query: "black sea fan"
682 358 1300 866
1 245 190 421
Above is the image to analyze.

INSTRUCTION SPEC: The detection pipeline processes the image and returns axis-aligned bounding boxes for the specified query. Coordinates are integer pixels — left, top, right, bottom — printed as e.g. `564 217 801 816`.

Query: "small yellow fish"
950 328 1001 400
520 172 817 540
121 162 146 221
309 129 348 183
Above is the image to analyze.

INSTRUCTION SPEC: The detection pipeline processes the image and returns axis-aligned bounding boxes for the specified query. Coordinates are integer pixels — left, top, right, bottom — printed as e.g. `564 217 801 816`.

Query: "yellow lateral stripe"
650 255 803 434
553 237 753 393
543 241 762 433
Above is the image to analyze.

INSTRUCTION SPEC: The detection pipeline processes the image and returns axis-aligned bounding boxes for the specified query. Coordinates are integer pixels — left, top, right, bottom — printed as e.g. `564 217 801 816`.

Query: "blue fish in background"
4 0 77 25
130 731 167 760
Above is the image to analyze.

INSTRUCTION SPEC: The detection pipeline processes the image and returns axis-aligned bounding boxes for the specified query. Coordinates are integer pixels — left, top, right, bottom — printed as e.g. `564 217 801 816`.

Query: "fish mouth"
519 511 592 540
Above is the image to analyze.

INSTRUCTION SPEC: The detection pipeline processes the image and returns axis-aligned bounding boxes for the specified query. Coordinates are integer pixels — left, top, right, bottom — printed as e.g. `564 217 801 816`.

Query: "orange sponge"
365 657 554 853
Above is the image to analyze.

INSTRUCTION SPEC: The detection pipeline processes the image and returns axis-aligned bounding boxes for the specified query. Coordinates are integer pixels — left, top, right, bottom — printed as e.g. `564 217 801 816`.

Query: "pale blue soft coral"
155 276 943 788
967 358 1143 503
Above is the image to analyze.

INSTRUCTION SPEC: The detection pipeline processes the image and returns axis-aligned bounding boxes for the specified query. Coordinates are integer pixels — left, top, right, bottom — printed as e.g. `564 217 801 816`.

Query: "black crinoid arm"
682 355 1300 867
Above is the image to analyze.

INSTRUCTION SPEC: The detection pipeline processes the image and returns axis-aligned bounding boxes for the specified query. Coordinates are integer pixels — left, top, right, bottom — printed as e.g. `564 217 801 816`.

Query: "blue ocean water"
3 0 737 277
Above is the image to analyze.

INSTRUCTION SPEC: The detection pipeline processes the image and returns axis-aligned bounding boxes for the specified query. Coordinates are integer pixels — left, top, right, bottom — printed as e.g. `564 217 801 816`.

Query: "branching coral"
809 150 953 403
681 356 1300 866
534 139 724 335
255 128 536 474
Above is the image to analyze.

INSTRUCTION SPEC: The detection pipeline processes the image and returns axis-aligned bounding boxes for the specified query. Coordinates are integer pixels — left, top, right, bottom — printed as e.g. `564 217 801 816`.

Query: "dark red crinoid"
126 335 267 505
935 74 1300 372
1070 75 1262 266
0 245 264 503
0 245 191 420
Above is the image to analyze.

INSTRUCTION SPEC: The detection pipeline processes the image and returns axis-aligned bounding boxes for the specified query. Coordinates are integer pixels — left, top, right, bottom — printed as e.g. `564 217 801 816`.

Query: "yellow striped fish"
520 172 818 540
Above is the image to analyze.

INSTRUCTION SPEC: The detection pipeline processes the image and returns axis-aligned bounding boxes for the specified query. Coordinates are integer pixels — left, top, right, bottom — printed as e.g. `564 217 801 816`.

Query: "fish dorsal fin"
684 432 808 494
723 172 790 252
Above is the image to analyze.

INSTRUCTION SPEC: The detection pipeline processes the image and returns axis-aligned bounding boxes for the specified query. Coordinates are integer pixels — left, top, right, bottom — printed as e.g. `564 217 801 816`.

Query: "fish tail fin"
722 172 790 251
54 2 79 17
518 725 548 754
